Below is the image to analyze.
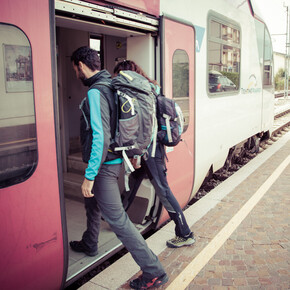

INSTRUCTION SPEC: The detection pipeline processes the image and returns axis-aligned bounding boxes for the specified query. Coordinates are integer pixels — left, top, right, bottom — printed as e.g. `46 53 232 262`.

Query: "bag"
111 70 157 172
156 95 184 146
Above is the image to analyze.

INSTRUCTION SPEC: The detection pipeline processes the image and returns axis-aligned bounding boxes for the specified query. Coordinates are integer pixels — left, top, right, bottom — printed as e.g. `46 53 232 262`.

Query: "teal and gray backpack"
111 70 158 173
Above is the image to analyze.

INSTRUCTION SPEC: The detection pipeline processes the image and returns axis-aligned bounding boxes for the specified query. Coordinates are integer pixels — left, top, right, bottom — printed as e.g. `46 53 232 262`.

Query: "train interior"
55 13 161 282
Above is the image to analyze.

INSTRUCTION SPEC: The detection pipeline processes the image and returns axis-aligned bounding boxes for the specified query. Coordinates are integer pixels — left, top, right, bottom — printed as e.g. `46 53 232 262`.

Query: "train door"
251 2 275 135
157 16 196 225
261 26 274 132
54 0 163 284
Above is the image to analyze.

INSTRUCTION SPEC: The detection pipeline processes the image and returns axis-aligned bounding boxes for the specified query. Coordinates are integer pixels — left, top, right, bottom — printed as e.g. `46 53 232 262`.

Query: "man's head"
71 46 101 81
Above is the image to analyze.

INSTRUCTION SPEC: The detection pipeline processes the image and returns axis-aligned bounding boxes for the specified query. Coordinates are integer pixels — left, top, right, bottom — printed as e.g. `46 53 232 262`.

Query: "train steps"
63 153 85 201
67 152 86 174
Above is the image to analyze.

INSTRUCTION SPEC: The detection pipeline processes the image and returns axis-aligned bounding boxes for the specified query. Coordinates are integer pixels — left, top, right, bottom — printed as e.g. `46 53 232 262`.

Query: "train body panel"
0 0 274 287
0 0 66 289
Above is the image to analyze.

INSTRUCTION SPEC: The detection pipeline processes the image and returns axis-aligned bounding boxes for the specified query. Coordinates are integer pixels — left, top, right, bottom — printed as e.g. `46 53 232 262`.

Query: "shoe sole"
84 250 98 257
70 248 98 256
166 239 195 248
130 274 169 289
152 274 169 288
70 242 98 256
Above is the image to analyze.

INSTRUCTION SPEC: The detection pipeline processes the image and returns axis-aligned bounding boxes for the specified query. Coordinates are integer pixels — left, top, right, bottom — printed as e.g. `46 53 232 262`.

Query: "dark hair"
71 46 101 71
113 60 157 85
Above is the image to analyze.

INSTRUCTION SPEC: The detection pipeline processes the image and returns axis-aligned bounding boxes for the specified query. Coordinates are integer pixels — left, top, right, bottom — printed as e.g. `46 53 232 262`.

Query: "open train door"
157 15 195 225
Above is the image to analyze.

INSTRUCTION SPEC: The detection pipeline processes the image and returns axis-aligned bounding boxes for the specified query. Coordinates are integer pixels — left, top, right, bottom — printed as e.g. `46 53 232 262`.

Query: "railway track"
275 91 290 98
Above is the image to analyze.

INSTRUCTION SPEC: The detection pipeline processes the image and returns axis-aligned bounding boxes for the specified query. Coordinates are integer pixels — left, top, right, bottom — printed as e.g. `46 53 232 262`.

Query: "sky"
254 0 290 54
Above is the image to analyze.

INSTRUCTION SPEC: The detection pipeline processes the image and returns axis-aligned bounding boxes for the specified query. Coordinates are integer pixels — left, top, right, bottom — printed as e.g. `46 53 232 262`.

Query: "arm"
81 88 111 197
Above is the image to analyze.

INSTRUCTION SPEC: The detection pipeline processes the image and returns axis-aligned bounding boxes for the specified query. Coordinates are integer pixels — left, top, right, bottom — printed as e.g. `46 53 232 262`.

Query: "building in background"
274 51 286 76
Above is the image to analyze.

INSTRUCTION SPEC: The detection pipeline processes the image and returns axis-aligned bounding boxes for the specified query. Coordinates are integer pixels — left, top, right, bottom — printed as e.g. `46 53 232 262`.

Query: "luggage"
155 94 184 147
111 70 158 172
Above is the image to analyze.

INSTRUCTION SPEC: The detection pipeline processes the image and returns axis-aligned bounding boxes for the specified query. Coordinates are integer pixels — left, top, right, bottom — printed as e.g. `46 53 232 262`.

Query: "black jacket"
80 70 120 180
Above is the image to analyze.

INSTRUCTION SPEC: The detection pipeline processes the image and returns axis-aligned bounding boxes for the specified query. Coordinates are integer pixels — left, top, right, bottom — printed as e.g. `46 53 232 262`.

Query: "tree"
274 68 288 91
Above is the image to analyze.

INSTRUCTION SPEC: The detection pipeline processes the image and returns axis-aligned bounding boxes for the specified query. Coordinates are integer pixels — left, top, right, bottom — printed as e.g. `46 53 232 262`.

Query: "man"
70 46 168 289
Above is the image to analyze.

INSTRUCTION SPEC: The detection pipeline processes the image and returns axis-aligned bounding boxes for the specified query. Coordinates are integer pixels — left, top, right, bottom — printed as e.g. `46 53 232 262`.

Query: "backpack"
111 70 157 172
155 94 184 146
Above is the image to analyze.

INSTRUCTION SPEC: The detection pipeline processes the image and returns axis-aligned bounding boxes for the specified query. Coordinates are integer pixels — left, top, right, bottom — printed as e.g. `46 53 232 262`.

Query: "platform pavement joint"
152 139 290 289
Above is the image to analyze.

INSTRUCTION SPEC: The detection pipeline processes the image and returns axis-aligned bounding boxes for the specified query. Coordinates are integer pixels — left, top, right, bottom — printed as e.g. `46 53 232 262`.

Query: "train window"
90 36 103 69
172 49 189 132
0 24 37 188
254 20 273 87
208 16 240 95
263 28 273 86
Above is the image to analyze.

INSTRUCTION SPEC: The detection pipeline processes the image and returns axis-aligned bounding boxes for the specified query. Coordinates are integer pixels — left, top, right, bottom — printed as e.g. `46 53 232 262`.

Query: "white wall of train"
161 0 274 198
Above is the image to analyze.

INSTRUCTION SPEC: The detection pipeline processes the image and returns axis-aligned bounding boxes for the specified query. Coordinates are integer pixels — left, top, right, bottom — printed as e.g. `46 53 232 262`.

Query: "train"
0 0 274 288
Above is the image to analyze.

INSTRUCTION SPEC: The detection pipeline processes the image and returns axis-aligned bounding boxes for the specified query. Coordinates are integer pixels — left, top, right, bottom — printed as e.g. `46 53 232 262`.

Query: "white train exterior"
159 0 274 197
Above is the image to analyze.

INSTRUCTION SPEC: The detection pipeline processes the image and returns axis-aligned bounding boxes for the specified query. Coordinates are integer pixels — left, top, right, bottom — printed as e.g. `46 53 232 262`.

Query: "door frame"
157 14 196 225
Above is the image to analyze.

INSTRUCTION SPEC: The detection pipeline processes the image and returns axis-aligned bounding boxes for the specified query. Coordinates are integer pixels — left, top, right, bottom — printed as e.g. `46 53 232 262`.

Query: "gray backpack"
111 70 157 173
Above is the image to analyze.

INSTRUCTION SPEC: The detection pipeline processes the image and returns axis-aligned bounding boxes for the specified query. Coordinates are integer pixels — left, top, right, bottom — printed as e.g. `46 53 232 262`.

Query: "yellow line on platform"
166 154 290 290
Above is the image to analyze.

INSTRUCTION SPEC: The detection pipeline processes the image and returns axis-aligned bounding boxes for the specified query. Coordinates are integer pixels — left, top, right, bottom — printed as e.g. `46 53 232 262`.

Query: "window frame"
172 48 190 132
0 23 37 189
263 27 273 87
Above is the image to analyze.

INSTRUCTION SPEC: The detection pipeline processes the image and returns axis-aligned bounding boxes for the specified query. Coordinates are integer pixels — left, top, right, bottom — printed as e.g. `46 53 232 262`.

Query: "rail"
275 91 290 98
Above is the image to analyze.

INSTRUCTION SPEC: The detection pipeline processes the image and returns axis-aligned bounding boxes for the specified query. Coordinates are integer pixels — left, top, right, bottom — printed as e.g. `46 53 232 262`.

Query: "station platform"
80 131 290 290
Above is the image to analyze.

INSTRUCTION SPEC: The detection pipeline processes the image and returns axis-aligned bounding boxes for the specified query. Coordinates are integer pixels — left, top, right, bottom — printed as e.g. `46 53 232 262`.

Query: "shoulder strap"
89 82 117 140
91 82 116 105
90 81 113 92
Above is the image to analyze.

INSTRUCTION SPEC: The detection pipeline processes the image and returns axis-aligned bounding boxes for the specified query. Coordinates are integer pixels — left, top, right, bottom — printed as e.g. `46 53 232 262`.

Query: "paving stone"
246 278 260 285
233 277 247 286
207 278 220 286
222 272 233 279
221 278 233 286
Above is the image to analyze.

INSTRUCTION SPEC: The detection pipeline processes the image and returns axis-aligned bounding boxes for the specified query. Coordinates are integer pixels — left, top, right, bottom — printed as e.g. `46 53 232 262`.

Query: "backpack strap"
120 150 135 172
163 113 173 143
79 97 90 130
147 87 160 158
90 81 116 136
150 112 158 158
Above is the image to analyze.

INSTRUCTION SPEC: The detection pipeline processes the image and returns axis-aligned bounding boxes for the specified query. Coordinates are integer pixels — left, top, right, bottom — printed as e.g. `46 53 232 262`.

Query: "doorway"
55 15 160 283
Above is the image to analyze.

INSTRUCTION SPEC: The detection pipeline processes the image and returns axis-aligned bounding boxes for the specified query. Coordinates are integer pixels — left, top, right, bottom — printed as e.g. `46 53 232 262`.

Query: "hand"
81 178 94 198
130 156 141 169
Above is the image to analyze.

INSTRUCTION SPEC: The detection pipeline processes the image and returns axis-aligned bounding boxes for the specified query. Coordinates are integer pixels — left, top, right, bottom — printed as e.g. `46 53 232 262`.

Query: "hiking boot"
130 273 169 289
69 241 98 256
166 234 195 248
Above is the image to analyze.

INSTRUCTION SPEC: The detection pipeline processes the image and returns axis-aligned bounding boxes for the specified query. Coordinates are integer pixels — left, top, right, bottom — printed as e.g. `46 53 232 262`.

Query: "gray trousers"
82 163 165 279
